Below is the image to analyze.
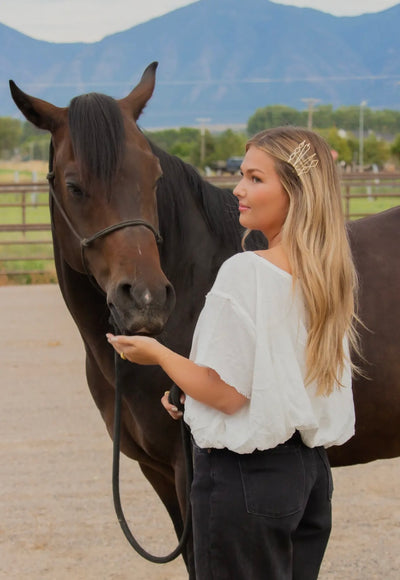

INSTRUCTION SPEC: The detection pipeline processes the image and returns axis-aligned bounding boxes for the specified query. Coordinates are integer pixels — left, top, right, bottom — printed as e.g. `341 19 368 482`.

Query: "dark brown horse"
9 63 400 576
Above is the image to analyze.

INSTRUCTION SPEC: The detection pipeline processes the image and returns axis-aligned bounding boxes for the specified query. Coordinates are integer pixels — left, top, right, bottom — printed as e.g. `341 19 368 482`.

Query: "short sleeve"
190 291 256 398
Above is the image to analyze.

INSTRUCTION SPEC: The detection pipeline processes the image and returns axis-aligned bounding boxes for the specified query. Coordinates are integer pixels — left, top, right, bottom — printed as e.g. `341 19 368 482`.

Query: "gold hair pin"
287 140 319 176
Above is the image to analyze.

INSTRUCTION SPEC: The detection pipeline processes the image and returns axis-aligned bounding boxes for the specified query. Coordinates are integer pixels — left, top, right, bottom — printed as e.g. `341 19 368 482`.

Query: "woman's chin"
238 213 251 228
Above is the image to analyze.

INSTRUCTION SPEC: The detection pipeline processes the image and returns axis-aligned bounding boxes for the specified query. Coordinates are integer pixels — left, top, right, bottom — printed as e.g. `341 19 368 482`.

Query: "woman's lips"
238 204 250 212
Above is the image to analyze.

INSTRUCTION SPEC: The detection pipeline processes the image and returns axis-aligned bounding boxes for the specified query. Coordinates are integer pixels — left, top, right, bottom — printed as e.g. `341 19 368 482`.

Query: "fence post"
31 171 38 207
345 185 350 221
22 190 27 237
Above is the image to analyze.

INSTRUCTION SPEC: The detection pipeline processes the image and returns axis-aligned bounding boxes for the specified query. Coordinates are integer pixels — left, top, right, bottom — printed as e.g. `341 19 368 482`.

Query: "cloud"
0 0 198 42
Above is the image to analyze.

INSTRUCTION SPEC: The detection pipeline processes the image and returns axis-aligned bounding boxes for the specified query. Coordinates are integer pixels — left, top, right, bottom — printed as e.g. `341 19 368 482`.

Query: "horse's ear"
9 80 66 133
120 62 158 121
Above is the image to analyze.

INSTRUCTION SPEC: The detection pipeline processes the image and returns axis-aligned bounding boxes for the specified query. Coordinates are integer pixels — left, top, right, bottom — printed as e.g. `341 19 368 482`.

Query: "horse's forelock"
68 93 125 190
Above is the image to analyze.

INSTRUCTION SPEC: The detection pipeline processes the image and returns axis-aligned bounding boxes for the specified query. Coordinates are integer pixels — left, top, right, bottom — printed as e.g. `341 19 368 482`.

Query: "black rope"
112 354 193 563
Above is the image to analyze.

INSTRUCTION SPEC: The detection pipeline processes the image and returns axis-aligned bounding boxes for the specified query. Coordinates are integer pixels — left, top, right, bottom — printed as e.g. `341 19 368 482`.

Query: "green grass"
0 161 48 184
343 192 400 220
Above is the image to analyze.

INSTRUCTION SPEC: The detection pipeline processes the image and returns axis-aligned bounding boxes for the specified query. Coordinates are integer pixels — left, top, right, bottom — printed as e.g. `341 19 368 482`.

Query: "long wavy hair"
246 126 361 396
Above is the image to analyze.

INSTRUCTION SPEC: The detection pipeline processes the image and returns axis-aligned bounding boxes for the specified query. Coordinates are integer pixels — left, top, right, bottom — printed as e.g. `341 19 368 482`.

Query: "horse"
9 63 400 577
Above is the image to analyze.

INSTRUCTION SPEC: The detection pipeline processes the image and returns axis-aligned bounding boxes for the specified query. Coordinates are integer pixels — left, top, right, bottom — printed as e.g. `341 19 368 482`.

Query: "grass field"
0 161 399 285
345 191 400 219
0 160 48 183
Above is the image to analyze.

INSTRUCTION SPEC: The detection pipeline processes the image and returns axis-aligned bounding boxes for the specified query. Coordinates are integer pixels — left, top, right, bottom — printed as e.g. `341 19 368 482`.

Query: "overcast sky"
0 0 398 43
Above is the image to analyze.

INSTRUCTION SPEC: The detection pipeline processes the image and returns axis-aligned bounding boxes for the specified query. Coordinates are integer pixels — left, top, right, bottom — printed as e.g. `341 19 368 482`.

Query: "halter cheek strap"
47 171 162 247
46 170 163 288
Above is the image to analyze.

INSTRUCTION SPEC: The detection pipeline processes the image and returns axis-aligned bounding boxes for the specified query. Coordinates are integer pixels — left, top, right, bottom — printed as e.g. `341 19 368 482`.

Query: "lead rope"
112 354 193 563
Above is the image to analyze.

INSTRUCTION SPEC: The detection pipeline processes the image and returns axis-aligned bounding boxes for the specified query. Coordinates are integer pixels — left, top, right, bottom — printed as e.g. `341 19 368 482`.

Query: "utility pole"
196 117 211 166
301 98 320 129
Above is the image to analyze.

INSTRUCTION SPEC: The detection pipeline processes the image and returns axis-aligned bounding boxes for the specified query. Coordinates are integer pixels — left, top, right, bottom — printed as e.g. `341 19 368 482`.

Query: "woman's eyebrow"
242 167 266 174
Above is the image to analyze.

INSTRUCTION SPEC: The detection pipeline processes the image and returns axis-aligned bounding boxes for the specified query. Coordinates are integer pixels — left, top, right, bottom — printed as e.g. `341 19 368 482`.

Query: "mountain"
1 0 400 128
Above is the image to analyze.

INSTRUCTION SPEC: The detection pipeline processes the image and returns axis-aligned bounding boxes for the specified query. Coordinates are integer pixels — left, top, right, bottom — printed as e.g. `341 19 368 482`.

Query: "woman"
107 126 359 579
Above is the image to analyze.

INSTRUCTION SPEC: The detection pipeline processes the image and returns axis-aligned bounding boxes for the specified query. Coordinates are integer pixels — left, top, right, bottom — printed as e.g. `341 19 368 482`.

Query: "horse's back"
329 206 400 466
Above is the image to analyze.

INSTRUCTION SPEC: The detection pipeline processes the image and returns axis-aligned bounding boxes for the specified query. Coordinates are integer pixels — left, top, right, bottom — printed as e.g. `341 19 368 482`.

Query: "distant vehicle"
225 156 243 175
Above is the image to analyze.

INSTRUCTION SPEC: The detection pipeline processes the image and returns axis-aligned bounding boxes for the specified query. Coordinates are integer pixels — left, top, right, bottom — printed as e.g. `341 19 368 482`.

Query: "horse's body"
10 64 400 576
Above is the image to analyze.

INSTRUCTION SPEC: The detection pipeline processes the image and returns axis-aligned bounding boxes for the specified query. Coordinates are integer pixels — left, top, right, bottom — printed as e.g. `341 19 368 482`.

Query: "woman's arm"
106 334 248 415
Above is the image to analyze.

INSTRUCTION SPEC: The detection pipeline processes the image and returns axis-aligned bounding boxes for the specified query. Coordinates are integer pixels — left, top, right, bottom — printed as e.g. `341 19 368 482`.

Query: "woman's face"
233 145 289 245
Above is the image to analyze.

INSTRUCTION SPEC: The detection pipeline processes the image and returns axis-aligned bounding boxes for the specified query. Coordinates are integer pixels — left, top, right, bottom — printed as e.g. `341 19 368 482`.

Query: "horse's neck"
156 157 241 275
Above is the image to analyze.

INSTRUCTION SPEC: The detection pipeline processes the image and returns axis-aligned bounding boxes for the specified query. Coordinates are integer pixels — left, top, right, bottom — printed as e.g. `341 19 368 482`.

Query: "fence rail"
1 174 399 280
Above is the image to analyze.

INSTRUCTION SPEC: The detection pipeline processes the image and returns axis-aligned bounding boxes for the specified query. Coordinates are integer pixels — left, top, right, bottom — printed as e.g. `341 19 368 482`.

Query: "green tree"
390 133 400 161
212 129 247 162
317 127 353 164
332 106 362 132
146 128 199 152
0 117 22 157
312 105 334 129
247 105 304 135
363 133 390 167
369 109 400 134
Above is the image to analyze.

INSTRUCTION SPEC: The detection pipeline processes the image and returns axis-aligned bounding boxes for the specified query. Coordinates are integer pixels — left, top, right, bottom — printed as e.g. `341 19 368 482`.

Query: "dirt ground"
0 284 399 580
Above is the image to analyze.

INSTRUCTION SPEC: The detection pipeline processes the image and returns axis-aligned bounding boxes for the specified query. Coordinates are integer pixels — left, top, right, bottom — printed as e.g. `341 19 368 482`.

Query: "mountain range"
1 0 400 128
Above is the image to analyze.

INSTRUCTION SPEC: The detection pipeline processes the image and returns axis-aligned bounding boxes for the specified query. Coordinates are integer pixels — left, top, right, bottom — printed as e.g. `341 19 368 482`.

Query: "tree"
247 105 304 135
363 133 390 167
317 128 353 164
390 133 400 161
332 106 363 132
211 129 247 162
312 105 334 129
0 117 22 157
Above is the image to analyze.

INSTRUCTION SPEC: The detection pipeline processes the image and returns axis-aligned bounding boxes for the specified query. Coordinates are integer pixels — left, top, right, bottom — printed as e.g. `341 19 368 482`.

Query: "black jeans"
191 433 333 580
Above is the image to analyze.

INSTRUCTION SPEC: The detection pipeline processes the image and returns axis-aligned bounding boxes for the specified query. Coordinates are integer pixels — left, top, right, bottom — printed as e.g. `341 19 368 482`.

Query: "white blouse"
184 251 355 453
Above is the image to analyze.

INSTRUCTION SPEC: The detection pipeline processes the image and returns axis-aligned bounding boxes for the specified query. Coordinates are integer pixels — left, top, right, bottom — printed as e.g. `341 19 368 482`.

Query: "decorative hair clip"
287 140 319 176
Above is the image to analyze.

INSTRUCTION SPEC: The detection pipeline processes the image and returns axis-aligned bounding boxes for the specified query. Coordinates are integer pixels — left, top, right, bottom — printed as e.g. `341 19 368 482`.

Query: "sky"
0 0 399 43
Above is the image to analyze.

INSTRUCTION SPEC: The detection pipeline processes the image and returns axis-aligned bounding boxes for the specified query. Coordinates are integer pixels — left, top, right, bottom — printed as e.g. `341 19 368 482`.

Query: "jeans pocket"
238 446 305 518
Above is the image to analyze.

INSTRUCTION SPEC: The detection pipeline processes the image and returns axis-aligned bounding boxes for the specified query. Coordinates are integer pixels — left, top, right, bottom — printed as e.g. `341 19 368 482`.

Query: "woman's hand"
106 333 166 365
161 390 186 420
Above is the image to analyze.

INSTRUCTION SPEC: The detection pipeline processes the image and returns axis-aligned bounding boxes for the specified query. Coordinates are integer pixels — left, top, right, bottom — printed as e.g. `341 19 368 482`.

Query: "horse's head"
9 63 175 335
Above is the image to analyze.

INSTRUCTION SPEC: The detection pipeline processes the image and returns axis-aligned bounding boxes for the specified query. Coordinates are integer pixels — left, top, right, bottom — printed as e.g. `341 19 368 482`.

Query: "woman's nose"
233 179 244 198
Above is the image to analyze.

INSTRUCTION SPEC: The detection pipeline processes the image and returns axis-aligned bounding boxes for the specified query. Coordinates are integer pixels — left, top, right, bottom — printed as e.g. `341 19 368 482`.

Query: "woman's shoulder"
212 251 292 300
218 250 292 280
253 247 292 276
215 252 258 283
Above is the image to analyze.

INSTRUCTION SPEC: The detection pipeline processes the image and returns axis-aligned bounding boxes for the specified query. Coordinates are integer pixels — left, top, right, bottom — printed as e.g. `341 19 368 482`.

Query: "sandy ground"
0 284 399 580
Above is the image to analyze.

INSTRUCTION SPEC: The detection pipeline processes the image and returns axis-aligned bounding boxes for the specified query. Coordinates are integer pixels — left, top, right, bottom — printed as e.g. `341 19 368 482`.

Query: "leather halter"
46 169 163 285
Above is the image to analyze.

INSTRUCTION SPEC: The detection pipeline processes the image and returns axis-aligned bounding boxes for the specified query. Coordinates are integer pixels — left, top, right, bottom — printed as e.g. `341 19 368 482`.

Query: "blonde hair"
246 126 361 396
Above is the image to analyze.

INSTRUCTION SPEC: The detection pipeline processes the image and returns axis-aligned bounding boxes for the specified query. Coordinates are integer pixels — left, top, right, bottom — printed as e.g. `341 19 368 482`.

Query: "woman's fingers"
161 390 183 420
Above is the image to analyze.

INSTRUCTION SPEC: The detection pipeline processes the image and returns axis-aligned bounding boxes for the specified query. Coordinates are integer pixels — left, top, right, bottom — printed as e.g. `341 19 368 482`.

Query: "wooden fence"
1 174 400 279
0 181 53 279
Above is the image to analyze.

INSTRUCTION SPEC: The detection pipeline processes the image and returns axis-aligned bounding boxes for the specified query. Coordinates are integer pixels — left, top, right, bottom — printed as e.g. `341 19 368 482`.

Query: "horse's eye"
66 182 85 199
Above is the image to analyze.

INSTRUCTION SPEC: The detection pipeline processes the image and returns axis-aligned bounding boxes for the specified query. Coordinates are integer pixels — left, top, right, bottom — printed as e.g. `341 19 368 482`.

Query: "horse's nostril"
121 283 132 297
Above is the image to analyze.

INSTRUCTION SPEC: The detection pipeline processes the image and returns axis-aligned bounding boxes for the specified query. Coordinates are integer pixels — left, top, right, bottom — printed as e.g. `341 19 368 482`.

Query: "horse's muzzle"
107 280 175 336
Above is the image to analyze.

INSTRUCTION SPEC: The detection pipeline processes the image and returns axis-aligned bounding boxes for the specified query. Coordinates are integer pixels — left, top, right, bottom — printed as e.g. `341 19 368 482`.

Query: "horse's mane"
68 93 125 190
148 140 244 250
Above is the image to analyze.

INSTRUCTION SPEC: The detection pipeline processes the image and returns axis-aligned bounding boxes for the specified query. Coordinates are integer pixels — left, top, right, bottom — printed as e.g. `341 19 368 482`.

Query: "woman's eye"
252 176 261 183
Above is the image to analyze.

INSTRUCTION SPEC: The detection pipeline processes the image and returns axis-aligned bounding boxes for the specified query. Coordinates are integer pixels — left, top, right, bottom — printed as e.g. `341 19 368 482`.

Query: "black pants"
191 433 333 580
